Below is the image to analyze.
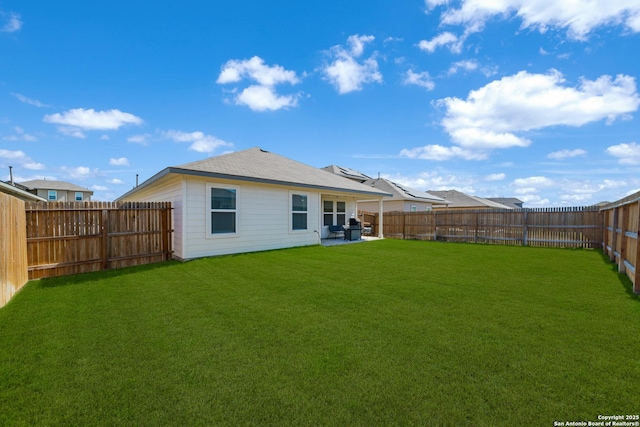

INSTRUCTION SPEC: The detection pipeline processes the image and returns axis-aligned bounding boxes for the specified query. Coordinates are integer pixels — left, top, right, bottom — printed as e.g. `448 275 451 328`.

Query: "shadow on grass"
598 251 639 302
34 260 182 288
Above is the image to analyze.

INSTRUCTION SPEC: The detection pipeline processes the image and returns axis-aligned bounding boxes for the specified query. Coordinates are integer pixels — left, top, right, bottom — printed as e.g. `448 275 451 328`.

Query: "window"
411 205 417 212
75 192 83 201
210 187 236 234
48 190 57 201
336 201 346 226
292 194 307 230
323 201 333 226
323 200 346 226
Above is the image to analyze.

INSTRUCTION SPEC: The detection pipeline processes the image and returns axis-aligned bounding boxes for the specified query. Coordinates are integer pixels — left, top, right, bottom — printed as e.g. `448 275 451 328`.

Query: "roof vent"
260 148 269 153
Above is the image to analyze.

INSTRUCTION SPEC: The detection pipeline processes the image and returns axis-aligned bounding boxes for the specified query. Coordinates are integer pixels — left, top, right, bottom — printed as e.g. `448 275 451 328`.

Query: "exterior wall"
182 177 321 259
358 199 432 213
118 176 184 259
34 189 92 202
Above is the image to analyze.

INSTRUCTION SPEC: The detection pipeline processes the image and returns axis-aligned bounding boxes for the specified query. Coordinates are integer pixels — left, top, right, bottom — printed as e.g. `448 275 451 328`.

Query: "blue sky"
1 1 639 206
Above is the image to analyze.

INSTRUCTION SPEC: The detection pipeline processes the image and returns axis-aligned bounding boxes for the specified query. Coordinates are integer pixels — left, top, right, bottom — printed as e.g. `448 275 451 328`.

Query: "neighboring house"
0 181 47 202
356 178 449 213
16 180 93 202
428 190 513 210
321 165 371 183
486 197 524 209
117 147 392 260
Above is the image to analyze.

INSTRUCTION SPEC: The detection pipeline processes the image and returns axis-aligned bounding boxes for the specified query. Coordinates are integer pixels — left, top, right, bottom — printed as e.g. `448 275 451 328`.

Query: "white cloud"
448 59 478 75
485 173 506 181
3 126 37 142
109 157 129 166
399 144 488 161
91 185 108 191
346 34 375 57
12 93 48 107
235 85 299 112
1 12 21 33
100 135 110 140
606 142 640 164
60 166 96 180
438 70 640 150
127 133 151 145
0 149 45 170
547 149 587 159
417 32 462 54
44 108 143 137
108 178 125 185
217 56 300 86
57 126 86 139
217 56 301 112
322 35 382 94
404 70 435 90
426 0 640 40
163 130 233 153
513 176 555 188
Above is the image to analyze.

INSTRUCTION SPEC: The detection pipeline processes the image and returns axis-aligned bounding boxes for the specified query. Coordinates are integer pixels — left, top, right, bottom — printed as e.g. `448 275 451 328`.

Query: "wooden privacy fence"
602 191 640 293
1 193 28 307
363 207 603 249
26 201 172 280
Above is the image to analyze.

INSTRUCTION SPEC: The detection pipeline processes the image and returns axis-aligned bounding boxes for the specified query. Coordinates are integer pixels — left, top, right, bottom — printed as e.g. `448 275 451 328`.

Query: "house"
486 197 524 209
116 148 392 260
356 178 449 213
16 179 93 202
0 180 47 202
321 165 371 183
428 190 513 210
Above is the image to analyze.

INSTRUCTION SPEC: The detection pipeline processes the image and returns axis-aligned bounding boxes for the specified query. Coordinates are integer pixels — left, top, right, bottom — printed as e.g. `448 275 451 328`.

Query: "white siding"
183 177 321 259
118 176 184 259
358 199 432 213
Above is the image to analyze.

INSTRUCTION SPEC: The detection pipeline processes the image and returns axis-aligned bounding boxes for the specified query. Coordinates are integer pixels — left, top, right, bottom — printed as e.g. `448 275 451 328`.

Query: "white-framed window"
48 190 57 201
75 192 83 201
411 205 418 212
323 200 346 226
291 193 308 231
206 184 238 236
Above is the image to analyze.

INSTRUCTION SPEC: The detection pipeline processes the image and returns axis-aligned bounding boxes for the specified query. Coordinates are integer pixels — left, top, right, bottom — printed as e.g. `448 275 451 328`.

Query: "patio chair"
328 224 345 239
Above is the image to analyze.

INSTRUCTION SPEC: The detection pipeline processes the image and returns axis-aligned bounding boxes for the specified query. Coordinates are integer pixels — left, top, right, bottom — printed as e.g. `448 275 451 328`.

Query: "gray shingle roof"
361 178 449 204
428 190 513 209
119 148 392 199
321 165 371 182
0 181 48 201
18 179 93 193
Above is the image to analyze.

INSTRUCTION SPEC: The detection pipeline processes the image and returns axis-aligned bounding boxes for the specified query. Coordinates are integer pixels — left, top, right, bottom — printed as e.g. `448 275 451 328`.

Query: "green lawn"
1 240 639 426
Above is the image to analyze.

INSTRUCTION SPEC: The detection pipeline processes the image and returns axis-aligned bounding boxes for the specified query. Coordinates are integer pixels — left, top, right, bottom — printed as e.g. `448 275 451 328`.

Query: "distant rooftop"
18 179 93 193
428 190 513 209
322 165 372 183
362 178 449 204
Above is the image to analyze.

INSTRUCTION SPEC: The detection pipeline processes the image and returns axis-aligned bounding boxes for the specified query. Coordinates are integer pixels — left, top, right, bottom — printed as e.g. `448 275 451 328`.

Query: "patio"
320 235 381 246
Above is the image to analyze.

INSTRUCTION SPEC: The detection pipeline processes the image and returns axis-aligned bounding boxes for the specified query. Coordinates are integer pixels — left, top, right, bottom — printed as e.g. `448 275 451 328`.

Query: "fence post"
619 206 627 275
610 208 618 263
101 208 109 270
474 212 478 243
523 210 528 246
634 201 640 294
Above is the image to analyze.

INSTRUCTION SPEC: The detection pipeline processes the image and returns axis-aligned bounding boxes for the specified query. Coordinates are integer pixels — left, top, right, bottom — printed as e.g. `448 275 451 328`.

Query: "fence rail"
362 207 603 249
601 191 640 293
1 193 28 307
25 201 172 280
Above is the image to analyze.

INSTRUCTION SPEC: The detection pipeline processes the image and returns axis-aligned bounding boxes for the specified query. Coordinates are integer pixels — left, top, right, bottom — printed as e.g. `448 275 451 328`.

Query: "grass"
1 239 639 426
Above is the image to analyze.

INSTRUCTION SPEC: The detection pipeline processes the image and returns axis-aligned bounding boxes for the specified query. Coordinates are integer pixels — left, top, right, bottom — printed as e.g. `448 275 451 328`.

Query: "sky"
1 0 639 206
